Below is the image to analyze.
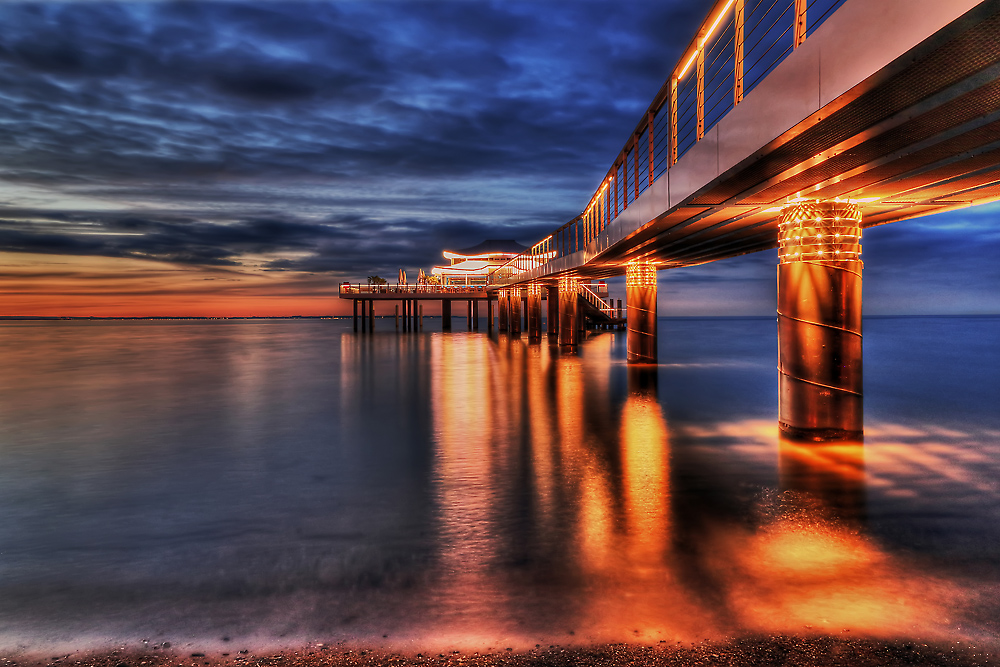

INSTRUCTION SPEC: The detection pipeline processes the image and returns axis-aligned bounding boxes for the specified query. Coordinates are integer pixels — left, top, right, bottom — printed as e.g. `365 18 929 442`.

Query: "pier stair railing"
577 283 618 322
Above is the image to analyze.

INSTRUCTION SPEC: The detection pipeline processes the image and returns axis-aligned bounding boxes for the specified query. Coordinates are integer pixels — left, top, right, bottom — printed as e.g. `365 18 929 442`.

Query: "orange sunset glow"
0 252 344 318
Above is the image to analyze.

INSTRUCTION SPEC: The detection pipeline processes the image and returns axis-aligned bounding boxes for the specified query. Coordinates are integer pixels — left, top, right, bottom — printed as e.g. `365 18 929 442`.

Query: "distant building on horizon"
431 239 527 287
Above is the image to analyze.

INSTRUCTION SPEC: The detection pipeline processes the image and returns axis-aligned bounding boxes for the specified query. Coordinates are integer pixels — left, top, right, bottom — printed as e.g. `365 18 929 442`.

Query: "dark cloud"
0 0 717 281
0 207 552 279
1 0 995 315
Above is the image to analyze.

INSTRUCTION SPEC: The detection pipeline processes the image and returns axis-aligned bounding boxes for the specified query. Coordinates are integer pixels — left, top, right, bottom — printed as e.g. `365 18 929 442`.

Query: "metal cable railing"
489 0 844 286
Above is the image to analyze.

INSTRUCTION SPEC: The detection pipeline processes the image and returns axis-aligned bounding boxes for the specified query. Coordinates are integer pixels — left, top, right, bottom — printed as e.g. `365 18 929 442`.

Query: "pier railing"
489 0 847 286
340 284 489 295
579 283 617 318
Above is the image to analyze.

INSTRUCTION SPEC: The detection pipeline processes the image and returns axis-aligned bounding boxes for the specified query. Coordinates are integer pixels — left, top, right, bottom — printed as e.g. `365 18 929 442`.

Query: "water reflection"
0 321 995 654
419 331 967 647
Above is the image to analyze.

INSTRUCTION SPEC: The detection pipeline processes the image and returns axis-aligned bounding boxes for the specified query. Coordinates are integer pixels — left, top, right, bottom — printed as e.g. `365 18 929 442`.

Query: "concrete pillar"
777 199 863 441
353 299 358 332
368 299 375 332
361 299 368 333
419 304 423 331
442 299 452 331
395 304 399 331
473 300 479 331
487 297 494 333
498 290 509 332
546 285 559 335
510 289 522 336
558 277 578 347
412 300 418 331
527 286 542 342
626 261 657 364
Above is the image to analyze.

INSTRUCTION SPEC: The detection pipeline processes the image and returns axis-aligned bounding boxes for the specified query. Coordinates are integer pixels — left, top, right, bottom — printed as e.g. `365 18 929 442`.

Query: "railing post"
794 0 808 49
735 0 745 105
611 170 618 220
648 111 655 186
696 49 705 141
633 136 639 202
669 78 678 166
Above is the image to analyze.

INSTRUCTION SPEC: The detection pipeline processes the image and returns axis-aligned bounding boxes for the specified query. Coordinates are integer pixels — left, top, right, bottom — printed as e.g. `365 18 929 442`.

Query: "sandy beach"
7 637 997 667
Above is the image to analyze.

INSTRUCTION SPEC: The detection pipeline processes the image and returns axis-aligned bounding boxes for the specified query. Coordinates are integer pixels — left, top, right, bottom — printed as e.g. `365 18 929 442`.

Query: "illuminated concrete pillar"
487 297 494 333
527 285 542 342
442 299 452 331
472 300 479 331
499 290 509 332
546 285 558 335
626 261 657 364
510 289 522 336
467 300 473 331
778 200 863 441
558 277 579 347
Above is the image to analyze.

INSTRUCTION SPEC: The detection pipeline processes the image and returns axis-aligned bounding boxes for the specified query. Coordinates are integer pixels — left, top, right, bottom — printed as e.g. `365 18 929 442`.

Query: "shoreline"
6 637 996 667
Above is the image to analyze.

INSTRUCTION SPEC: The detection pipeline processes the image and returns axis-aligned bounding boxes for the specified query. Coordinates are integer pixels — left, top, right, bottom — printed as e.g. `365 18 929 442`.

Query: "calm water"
0 317 998 654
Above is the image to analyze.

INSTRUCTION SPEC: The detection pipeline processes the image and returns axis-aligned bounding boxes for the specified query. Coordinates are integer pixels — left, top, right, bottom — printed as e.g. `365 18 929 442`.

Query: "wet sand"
8 637 997 667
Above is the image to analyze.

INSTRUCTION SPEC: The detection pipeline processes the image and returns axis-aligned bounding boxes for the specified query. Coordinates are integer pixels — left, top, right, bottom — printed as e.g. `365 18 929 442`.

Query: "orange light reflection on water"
416 333 978 650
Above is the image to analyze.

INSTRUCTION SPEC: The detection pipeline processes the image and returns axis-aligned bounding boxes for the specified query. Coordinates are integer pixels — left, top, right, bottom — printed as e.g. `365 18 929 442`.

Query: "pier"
344 0 1000 441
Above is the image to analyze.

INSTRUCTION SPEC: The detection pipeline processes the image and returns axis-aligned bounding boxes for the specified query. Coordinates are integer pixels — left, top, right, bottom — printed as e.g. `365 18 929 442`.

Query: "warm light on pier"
779 200 862 265
777 200 863 441
625 260 657 288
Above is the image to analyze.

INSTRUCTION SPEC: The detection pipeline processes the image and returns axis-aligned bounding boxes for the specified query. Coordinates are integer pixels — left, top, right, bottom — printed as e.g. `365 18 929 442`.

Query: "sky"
0 0 997 317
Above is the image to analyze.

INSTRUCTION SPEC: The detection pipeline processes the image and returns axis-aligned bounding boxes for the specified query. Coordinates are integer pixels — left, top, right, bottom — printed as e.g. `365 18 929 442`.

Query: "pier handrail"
340 284 489 295
489 0 845 285
578 283 616 318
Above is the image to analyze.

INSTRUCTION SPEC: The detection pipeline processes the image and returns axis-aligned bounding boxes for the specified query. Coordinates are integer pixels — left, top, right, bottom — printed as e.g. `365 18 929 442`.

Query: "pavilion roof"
448 239 527 256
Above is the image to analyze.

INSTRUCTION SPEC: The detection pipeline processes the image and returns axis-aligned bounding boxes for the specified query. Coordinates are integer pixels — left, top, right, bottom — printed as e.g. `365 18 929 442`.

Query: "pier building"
431 240 527 287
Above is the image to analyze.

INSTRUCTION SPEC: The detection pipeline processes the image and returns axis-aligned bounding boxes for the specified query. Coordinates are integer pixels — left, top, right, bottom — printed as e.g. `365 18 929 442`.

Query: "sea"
0 316 997 656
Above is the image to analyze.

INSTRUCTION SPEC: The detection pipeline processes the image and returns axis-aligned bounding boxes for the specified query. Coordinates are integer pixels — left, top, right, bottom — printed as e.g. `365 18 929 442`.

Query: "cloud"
1 0 994 315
